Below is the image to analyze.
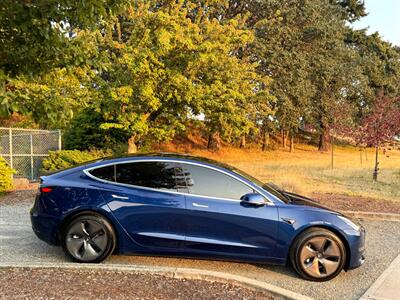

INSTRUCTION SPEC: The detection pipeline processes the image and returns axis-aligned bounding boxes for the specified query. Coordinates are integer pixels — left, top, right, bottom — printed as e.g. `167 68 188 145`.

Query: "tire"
290 228 346 281
61 213 116 263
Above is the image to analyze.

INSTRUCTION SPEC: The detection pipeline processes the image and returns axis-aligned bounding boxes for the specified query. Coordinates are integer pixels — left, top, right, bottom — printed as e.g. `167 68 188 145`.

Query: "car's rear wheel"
290 228 346 281
61 213 116 263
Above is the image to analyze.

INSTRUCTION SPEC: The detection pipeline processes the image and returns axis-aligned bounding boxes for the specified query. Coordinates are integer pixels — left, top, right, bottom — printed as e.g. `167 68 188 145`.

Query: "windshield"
262 183 291 203
230 169 291 203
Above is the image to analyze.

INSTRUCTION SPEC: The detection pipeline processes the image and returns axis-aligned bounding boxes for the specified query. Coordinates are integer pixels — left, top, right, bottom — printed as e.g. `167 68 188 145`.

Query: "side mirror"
240 193 266 207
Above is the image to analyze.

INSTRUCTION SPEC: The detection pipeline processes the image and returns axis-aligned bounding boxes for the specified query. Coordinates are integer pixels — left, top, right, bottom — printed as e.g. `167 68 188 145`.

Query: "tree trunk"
289 134 294 152
207 132 221 151
318 127 329 152
282 129 286 149
331 135 334 169
239 135 246 148
262 132 269 151
127 135 138 154
373 143 379 181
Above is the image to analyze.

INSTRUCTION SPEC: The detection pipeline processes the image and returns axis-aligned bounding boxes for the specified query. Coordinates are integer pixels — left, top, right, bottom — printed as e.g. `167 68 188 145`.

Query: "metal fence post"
9 128 13 179
58 129 62 150
30 133 34 180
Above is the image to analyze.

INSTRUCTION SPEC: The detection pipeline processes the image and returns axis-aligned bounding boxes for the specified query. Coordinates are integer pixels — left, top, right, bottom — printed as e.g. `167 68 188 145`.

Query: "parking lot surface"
1 201 399 300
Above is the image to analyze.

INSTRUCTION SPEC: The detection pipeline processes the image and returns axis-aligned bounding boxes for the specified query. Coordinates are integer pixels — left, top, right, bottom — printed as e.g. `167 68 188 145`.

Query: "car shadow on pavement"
254 263 300 279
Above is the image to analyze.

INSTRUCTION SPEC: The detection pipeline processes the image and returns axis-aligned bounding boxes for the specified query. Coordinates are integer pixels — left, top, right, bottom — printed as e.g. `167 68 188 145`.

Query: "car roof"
45 152 266 192
90 152 236 171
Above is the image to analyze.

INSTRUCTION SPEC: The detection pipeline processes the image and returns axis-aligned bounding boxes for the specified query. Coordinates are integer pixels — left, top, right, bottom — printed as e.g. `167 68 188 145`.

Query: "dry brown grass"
157 141 400 202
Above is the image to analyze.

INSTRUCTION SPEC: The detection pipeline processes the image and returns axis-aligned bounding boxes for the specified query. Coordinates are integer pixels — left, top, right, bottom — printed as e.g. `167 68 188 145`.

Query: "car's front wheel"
61 213 116 263
290 228 346 281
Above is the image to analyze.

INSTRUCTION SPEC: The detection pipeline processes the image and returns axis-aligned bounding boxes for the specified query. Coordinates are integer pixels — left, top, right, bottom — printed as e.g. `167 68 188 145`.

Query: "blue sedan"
30 153 365 281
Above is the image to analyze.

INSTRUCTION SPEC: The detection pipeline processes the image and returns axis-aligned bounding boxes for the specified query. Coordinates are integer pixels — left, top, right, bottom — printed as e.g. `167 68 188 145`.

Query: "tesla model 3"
30 153 365 281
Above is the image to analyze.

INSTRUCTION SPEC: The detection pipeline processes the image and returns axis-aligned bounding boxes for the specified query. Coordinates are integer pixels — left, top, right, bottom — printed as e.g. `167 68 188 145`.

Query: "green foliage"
0 0 127 128
0 0 128 76
1 0 399 153
41 149 112 172
64 108 130 151
0 156 14 193
1 67 97 128
88 1 270 152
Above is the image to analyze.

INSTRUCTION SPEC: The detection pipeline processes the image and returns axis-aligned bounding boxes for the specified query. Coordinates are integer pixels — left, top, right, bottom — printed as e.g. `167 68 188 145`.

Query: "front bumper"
347 225 366 269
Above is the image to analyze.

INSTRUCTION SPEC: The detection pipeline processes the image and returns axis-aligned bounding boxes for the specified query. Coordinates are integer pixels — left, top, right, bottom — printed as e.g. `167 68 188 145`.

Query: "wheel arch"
58 208 119 251
289 224 351 271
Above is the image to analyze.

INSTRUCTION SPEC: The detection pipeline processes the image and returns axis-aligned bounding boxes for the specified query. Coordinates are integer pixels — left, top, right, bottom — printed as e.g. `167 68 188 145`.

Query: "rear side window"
116 161 181 191
88 165 115 182
181 164 253 200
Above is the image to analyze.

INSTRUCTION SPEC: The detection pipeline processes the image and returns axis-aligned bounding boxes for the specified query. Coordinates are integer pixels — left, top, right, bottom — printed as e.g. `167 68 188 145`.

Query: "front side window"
116 161 182 191
181 163 253 200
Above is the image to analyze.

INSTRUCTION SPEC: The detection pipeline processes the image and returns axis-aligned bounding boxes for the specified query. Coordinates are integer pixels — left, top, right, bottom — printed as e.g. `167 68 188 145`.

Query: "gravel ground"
0 267 274 300
1 193 400 300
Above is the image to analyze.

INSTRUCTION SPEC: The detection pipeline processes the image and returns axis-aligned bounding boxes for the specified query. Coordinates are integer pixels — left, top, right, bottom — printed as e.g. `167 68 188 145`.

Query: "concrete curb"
342 211 400 222
0 262 313 300
360 253 400 300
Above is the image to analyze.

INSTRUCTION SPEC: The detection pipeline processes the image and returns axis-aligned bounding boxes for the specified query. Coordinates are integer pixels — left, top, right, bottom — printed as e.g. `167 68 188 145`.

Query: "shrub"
63 108 129 151
0 156 14 193
41 149 113 172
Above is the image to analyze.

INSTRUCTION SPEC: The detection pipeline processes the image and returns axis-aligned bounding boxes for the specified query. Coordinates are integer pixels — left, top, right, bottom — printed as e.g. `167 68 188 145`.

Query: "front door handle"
111 194 129 200
192 202 209 208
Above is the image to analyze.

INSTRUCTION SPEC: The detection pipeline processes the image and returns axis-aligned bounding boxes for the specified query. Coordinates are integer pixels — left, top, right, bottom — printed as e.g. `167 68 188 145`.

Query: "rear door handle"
111 194 129 200
192 202 209 208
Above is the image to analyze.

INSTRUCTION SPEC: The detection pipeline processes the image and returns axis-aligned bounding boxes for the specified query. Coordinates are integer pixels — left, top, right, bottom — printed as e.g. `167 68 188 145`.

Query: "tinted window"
89 165 115 182
182 164 253 200
116 162 182 191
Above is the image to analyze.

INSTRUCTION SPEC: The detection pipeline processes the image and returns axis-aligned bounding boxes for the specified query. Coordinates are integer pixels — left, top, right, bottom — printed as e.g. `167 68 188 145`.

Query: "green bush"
63 108 129 151
0 156 14 193
41 149 113 172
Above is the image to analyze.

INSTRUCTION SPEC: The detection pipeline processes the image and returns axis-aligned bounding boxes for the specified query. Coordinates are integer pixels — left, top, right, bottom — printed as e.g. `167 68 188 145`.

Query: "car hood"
282 191 341 215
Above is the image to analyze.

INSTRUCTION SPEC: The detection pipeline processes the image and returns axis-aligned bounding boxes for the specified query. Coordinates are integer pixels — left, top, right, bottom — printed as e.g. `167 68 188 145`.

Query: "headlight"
338 215 360 231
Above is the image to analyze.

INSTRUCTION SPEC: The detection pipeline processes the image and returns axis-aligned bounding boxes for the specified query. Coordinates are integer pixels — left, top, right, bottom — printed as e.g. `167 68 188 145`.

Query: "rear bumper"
347 226 366 269
30 207 60 245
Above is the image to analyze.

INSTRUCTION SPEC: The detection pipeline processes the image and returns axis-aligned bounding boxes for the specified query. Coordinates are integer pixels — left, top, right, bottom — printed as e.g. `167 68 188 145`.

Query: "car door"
180 163 279 259
89 161 187 249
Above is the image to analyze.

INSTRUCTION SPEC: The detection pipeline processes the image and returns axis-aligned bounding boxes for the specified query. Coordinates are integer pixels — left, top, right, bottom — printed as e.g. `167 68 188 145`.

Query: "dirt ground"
0 267 275 300
312 192 400 214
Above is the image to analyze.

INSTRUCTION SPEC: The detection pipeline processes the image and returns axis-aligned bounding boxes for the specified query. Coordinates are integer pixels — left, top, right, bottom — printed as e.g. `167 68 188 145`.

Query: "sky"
352 0 400 46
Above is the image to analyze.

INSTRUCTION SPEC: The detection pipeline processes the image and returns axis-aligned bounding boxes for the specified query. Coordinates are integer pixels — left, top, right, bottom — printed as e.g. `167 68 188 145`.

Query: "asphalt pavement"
1 202 399 300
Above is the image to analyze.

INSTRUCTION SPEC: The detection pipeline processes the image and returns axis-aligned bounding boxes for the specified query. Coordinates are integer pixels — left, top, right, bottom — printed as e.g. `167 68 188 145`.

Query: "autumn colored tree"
356 92 400 181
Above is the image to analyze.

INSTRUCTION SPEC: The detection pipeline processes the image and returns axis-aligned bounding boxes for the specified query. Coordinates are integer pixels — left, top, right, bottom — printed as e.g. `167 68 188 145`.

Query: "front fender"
274 206 356 263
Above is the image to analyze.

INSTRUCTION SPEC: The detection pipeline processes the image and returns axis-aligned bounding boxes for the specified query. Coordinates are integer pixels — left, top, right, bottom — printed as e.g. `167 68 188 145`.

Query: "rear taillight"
40 187 53 193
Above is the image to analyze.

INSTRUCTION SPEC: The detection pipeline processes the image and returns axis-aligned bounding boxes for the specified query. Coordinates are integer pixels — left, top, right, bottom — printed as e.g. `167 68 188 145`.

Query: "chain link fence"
0 127 61 180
